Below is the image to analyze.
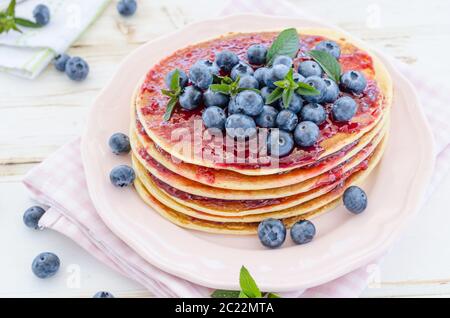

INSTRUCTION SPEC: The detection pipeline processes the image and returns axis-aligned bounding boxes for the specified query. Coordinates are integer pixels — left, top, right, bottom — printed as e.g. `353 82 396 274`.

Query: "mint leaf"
296 82 320 96
169 69 181 92
266 87 284 104
273 80 289 89
211 290 240 298
239 291 249 298
6 0 15 17
309 49 341 83
163 96 178 122
210 84 231 95
282 88 294 108
267 293 281 298
266 28 300 66
239 266 262 298
14 17 41 28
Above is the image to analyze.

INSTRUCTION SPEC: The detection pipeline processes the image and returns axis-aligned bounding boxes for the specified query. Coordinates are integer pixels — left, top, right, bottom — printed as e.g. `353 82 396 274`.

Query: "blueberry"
238 75 259 89
260 87 278 106
300 103 326 125
231 61 254 80
65 57 89 81
302 76 327 103
225 114 256 139
23 206 46 230
279 93 304 114
165 69 188 89
194 59 220 75
179 86 202 110
108 133 131 155
33 4 50 26
290 220 316 245
93 291 114 298
294 121 320 147
203 89 229 108
332 96 357 122
247 44 267 65
53 54 70 72
258 218 286 248
298 60 323 78
215 50 239 73
264 64 289 88
189 63 213 90
202 106 226 130
343 186 367 214
32 252 60 279
110 165 135 187
268 130 294 157
323 78 340 103
273 55 293 67
117 0 137 17
340 70 367 94
276 110 298 132
315 40 341 59
255 105 278 128
254 67 268 88
227 97 242 115
235 90 264 116
293 72 305 83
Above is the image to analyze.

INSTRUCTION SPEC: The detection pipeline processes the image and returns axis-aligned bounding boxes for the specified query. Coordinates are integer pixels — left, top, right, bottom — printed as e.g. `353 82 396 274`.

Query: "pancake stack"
129 29 393 235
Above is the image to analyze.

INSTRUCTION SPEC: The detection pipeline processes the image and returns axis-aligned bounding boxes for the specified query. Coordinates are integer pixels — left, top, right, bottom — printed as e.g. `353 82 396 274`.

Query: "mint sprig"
308 49 341 83
0 0 42 34
210 75 259 96
161 69 182 121
211 266 281 299
266 28 300 66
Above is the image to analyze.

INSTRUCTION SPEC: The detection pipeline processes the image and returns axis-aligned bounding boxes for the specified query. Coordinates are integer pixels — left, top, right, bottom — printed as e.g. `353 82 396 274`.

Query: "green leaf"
309 49 341 83
211 290 240 298
273 80 289 89
6 0 16 17
239 266 262 298
210 84 231 95
161 89 175 97
239 291 249 298
169 69 181 92
267 293 281 298
266 28 300 66
265 87 283 105
163 96 178 122
14 17 41 28
295 82 320 96
282 88 294 108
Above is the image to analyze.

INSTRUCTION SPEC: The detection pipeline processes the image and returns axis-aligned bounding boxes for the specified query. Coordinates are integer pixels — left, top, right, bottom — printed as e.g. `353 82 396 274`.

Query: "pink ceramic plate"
81 14 435 291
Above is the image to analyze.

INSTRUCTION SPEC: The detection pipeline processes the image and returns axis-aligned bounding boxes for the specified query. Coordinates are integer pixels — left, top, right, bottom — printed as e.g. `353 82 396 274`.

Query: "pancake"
135 28 393 176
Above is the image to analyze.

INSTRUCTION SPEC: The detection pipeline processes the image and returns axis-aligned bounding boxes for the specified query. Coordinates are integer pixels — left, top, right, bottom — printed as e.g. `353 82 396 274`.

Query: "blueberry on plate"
108 133 131 155
215 50 239 73
189 63 213 90
254 67 268 88
315 40 341 59
258 218 286 248
238 75 259 89
332 96 357 122
32 252 60 279
23 206 46 230
276 109 298 132
165 69 188 89
267 130 294 158
340 70 367 94
33 4 50 26
110 165 135 187
255 105 278 128
65 57 89 81
290 220 316 245
343 186 367 214
93 291 114 298
247 44 267 65
264 64 290 88
235 90 264 117
298 60 323 78
231 61 254 80
53 54 70 72
323 78 340 103
302 76 326 103
117 0 137 17
279 92 304 114
202 106 226 130
273 55 293 67
179 86 202 110
225 114 256 139
193 59 220 76
294 121 320 147
300 103 326 125
203 89 229 108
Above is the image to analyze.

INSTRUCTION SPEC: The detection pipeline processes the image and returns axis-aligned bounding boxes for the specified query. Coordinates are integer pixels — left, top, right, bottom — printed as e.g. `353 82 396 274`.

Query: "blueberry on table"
315 40 341 59
276 109 298 132
235 90 264 117
179 86 202 110
279 92 304 114
32 252 60 279
65 57 89 82
33 4 50 26
290 220 316 245
110 165 136 187
247 44 267 65
343 186 367 214
302 76 327 103
273 55 293 67
332 96 357 122
215 50 239 73
238 75 259 90
230 61 254 80
225 114 256 139
340 70 367 94
165 69 188 89
255 105 278 128
108 133 131 155
267 130 294 158
264 64 289 88
202 106 226 130
189 63 213 90
117 0 137 17
300 103 326 125
23 206 46 229
254 67 268 88
323 78 340 103
93 291 114 298
298 60 323 78
294 121 320 147
258 218 286 248
53 54 70 72
203 89 229 108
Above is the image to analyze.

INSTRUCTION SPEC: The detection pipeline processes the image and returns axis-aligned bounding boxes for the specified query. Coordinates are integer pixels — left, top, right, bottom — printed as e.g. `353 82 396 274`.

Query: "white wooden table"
1 0 449 298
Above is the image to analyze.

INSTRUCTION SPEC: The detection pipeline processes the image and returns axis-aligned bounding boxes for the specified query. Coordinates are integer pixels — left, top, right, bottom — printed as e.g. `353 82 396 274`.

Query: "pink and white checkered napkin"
23 0 450 298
